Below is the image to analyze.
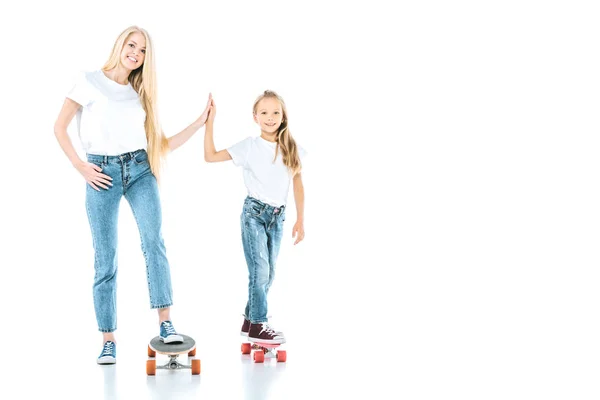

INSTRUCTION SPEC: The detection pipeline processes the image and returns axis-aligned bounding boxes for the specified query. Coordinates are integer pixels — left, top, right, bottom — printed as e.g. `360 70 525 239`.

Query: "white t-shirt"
228 136 307 207
66 70 147 155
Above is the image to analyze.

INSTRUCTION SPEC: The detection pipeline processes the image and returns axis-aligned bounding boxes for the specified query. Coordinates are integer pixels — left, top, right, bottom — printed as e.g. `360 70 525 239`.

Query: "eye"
128 43 134 48
141 49 146 54
274 112 280 114
261 111 266 114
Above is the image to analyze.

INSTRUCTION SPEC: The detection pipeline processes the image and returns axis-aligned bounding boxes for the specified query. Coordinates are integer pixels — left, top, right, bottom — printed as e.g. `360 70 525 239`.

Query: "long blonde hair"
102 26 169 181
253 90 301 175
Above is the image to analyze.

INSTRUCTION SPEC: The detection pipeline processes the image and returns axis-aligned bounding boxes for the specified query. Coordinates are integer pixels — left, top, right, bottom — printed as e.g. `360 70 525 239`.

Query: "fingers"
96 176 113 186
97 172 113 182
292 228 305 245
91 163 102 172
88 181 100 191
95 181 110 190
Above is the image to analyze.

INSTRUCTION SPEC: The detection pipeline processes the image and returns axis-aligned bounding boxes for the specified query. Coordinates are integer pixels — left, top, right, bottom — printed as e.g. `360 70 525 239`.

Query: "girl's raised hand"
195 93 213 127
207 98 216 123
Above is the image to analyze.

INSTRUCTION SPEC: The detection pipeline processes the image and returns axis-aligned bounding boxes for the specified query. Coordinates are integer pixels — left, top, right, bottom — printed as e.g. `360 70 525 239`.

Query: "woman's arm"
167 94 213 151
54 98 112 191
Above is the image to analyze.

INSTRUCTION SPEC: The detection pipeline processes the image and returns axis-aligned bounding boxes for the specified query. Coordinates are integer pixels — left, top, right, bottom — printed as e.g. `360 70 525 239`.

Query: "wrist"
71 157 84 169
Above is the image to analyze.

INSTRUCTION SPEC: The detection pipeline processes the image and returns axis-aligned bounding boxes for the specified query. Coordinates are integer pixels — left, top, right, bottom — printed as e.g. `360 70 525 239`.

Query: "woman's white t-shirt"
228 136 307 207
66 70 147 156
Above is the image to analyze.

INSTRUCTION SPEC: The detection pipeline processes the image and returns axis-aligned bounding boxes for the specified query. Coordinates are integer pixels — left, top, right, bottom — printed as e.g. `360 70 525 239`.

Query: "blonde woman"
203 90 306 344
54 26 211 364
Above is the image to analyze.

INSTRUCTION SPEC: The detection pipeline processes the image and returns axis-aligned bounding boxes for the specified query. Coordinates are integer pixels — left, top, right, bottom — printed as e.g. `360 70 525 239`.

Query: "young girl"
203 90 306 344
53 26 212 364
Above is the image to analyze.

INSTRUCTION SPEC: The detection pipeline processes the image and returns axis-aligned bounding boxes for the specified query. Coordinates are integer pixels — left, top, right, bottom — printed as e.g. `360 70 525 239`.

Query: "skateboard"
146 334 200 375
241 340 287 363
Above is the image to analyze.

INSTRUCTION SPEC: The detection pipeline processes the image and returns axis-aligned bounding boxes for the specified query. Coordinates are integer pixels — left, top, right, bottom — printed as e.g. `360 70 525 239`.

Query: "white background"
1 0 599 399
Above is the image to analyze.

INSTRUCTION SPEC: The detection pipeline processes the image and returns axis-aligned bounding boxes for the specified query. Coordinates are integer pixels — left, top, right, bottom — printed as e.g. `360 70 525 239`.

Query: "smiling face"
120 32 146 70
254 97 284 135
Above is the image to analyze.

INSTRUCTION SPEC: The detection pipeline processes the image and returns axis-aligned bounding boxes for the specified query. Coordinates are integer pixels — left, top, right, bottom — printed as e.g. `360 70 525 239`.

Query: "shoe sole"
247 337 286 345
160 335 184 344
97 356 116 365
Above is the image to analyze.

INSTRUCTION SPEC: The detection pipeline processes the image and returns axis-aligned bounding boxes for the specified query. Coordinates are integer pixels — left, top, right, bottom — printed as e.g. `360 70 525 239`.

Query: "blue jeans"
85 150 173 333
241 196 286 323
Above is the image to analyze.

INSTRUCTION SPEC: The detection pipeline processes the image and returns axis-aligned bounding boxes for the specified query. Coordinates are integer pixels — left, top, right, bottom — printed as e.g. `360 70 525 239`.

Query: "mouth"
265 122 276 127
127 56 138 63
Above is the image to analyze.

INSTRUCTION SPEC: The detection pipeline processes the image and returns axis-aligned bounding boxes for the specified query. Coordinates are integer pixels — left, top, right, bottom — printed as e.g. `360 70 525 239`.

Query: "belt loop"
103 155 108 164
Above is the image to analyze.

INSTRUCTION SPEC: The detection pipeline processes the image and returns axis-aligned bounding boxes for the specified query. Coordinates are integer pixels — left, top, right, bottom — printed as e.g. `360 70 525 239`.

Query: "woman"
53 26 211 364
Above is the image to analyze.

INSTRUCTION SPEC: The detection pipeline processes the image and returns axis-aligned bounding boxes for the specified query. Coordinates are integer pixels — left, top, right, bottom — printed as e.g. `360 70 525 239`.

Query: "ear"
253 114 259 124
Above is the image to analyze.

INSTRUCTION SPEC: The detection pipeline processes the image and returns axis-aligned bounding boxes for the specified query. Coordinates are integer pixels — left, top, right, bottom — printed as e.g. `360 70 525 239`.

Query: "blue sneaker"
160 321 183 344
97 341 116 364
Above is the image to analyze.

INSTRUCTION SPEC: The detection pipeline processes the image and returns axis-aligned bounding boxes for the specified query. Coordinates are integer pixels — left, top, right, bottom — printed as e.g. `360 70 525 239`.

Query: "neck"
260 132 277 143
104 65 131 85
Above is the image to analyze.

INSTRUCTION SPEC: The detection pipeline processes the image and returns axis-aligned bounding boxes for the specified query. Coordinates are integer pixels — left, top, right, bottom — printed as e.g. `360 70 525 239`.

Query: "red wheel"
188 348 196 357
276 350 287 362
253 351 265 363
241 343 251 354
146 359 156 375
191 359 201 375
147 345 156 357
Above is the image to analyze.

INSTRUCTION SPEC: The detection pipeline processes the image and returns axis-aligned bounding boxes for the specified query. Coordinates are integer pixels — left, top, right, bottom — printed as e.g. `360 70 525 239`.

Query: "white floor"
12 326 384 400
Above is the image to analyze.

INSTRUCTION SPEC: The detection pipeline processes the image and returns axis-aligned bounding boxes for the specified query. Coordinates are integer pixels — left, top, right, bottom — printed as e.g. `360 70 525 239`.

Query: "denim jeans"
85 149 173 333
241 196 286 323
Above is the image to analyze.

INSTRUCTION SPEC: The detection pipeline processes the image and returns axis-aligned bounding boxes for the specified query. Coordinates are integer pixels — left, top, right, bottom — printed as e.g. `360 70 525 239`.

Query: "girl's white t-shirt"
66 70 147 156
227 136 307 207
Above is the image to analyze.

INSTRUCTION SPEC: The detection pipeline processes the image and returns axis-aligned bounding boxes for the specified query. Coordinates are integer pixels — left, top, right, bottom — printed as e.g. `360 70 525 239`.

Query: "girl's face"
121 32 146 70
254 97 284 134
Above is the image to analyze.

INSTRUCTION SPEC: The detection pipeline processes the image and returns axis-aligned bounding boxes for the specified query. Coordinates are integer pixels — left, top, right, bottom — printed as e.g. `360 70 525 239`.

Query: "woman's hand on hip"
75 161 113 191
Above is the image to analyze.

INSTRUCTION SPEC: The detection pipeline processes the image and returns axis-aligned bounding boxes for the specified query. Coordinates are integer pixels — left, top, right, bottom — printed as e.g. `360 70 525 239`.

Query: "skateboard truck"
146 334 200 375
241 342 287 363
158 354 191 371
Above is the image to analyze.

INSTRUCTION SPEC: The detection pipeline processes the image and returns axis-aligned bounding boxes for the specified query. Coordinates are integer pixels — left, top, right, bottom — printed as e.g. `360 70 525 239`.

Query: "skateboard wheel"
253 351 264 363
148 345 156 357
146 359 156 375
241 343 251 354
191 359 201 375
276 350 287 362
188 348 196 357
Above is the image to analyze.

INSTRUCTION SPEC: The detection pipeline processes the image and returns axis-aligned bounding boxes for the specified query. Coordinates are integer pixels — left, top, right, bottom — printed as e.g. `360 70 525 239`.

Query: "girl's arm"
167 94 213 151
54 98 113 191
292 172 305 245
204 100 232 162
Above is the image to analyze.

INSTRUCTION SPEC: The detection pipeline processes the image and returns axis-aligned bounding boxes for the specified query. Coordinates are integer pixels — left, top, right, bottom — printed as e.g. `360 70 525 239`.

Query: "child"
203 90 306 344
53 26 212 364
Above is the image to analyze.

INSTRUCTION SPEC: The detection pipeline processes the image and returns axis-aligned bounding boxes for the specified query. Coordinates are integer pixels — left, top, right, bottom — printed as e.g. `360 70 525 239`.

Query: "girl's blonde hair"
253 90 301 175
102 26 169 181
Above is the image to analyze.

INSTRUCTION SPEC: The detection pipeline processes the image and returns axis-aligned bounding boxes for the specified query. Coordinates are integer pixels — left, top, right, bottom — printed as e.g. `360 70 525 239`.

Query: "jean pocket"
244 203 263 218
87 158 103 168
134 151 148 165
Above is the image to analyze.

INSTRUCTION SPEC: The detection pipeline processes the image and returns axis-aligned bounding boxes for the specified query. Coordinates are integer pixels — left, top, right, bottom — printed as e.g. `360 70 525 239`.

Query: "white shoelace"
102 342 114 355
260 323 278 336
163 321 176 335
